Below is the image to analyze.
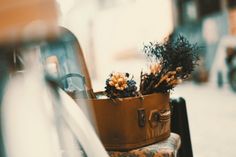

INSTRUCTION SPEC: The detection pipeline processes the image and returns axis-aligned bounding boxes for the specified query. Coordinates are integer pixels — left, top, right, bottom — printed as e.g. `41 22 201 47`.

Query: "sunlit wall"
57 0 174 90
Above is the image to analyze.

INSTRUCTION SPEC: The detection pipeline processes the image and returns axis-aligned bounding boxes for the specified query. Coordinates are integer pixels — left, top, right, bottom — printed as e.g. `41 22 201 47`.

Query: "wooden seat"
108 133 181 157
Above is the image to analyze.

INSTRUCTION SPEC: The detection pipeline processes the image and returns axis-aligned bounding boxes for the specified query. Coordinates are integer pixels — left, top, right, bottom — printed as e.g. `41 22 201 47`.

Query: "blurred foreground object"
0 0 59 44
2 61 109 157
228 1 236 35
0 27 109 157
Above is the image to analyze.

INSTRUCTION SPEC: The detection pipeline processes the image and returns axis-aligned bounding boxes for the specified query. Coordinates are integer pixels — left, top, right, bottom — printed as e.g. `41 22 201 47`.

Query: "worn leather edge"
105 131 171 151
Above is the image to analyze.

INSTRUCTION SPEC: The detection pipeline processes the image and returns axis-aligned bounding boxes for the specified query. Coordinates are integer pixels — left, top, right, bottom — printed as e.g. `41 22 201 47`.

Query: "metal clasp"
137 108 146 127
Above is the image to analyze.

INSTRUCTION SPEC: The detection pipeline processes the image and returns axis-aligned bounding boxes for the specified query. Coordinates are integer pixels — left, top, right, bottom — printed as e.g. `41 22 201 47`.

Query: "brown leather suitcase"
78 92 171 151
57 27 171 151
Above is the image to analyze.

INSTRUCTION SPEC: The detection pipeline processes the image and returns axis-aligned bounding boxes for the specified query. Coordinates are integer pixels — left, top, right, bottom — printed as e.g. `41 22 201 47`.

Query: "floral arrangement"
140 35 199 94
105 72 138 98
105 35 199 98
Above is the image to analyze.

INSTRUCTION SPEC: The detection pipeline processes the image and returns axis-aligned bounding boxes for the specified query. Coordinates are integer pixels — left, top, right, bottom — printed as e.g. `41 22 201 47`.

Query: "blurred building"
57 0 174 89
174 0 236 71
57 0 236 89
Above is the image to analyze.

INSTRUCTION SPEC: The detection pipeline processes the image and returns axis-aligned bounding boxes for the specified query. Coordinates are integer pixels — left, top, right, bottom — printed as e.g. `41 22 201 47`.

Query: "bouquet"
105 72 138 98
105 35 199 98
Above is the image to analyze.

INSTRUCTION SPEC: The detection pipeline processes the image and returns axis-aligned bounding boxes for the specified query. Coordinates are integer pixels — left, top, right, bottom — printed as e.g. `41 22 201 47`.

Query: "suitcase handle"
148 109 170 128
149 109 159 128
59 73 96 98
159 110 171 122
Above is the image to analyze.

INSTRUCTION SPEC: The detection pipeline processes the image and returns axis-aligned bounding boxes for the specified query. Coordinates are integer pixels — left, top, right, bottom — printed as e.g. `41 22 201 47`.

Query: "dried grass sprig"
140 35 199 94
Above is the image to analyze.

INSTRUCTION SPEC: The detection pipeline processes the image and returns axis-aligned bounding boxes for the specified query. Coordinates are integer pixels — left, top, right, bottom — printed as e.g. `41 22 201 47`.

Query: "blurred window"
227 0 236 9
197 0 221 18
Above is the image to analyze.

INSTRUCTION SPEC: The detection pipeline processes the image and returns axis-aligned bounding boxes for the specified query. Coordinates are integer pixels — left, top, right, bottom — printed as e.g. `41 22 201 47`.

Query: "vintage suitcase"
79 92 171 151
55 27 171 151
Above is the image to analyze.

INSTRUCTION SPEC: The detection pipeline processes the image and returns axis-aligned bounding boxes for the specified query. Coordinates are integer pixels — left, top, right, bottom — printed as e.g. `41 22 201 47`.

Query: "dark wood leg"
170 97 193 157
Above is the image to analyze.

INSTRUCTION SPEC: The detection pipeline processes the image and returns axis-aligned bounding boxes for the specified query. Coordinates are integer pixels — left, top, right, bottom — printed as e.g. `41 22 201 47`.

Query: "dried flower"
108 72 128 91
176 66 183 72
105 72 138 98
149 63 161 75
140 35 199 94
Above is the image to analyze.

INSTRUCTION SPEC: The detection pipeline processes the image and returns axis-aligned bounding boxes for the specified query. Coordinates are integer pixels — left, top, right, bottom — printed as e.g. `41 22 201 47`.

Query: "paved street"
173 83 236 157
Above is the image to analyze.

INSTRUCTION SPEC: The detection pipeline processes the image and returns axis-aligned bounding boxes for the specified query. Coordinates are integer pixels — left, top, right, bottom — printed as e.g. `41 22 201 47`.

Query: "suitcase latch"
149 109 160 128
137 108 146 127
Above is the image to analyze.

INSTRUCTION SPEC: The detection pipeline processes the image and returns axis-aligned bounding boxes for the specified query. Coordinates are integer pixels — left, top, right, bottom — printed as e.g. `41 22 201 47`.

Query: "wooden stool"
108 133 181 157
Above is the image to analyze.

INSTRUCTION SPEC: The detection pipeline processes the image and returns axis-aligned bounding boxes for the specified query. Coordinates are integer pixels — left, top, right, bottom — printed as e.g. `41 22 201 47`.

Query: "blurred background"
56 0 236 156
1 0 236 157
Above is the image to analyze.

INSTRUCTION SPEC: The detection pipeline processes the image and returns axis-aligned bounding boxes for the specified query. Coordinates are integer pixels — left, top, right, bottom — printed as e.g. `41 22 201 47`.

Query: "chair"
170 98 193 157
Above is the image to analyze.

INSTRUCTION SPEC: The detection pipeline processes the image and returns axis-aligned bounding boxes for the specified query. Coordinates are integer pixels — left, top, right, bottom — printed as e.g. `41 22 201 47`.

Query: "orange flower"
149 63 161 75
109 72 128 91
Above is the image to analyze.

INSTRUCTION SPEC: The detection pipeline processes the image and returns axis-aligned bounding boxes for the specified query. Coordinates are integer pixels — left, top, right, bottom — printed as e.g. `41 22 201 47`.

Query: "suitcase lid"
40 27 94 96
62 28 93 92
